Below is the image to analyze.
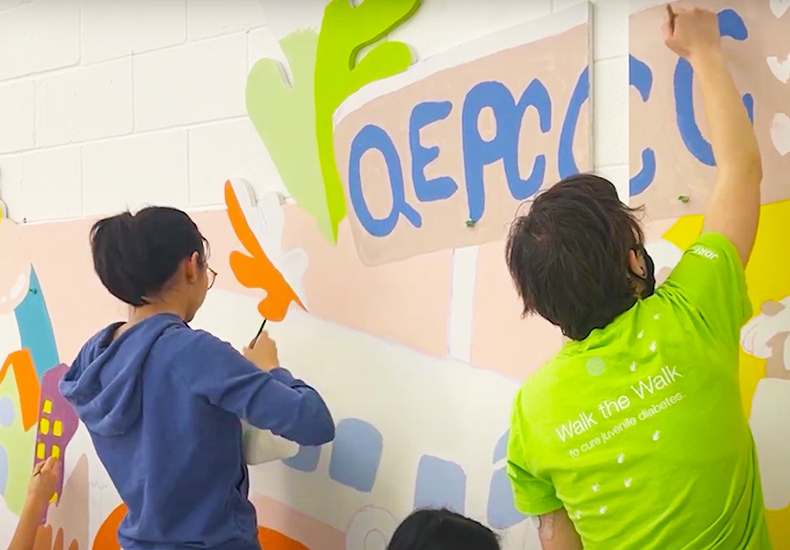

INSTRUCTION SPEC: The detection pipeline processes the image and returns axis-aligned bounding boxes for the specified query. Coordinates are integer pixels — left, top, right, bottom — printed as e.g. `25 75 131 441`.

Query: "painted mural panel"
0 198 544 549
332 4 591 265
630 2 790 547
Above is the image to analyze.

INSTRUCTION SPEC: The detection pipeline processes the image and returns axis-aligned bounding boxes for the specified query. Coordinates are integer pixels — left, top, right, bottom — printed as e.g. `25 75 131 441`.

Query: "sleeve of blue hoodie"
174 330 335 447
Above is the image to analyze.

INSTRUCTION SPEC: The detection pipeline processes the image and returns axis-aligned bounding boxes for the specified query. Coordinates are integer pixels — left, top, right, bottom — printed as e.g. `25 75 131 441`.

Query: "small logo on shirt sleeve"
688 245 719 260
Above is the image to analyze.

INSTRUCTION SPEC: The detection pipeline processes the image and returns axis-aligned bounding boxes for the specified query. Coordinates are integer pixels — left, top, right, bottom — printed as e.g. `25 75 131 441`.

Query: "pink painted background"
20 207 556 380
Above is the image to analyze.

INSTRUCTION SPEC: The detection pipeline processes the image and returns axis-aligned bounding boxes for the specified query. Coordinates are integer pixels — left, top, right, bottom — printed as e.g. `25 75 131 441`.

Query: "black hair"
506 173 644 341
90 207 207 307
387 509 500 550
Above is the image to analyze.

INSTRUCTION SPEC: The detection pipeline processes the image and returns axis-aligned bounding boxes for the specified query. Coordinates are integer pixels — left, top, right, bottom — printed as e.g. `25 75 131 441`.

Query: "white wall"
0 0 629 223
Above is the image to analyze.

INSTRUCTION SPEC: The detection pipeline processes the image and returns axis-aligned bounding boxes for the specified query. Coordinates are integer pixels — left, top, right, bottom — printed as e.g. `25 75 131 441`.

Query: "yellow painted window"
39 418 50 435
36 443 45 459
43 400 52 414
53 420 62 437
51 445 60 459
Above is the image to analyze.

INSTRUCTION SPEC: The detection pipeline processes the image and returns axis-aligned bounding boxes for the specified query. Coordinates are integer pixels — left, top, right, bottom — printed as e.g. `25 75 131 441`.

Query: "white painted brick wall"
81 0 187 65
0 0 631 222
188 118 283 207
82 131 189 216
0 0 81 81
0 82 35 154
0 146 82 222
247 26 287 74
389 0 552 59
257 0 327 42
133 33 248 132
588 0 629 60
593 57 629 168
35 59 134 147
187 0 266 40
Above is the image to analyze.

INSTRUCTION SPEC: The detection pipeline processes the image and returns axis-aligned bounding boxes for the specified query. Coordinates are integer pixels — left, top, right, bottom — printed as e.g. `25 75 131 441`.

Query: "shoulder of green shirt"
661 231 752 336
686 232 743 264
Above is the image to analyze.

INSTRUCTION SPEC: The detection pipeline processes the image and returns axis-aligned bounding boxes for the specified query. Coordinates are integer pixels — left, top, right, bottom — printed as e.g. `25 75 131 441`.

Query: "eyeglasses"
207 267 217 290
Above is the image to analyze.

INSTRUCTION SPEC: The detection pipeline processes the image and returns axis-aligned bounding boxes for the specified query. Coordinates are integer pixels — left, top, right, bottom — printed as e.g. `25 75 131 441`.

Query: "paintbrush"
666 4 677 32
253 318 267 344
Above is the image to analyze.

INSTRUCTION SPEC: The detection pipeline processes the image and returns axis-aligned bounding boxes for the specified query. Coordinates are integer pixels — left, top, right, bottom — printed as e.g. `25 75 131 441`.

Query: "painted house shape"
283 421 526 530
33 364 78 512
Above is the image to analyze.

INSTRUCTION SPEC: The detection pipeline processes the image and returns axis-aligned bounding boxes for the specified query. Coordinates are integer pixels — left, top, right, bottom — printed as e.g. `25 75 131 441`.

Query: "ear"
184 252 201 283
627 249 645 278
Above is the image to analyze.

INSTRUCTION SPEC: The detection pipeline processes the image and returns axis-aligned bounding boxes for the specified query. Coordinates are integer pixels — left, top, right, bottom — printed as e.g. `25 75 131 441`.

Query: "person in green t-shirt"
505 5 769 550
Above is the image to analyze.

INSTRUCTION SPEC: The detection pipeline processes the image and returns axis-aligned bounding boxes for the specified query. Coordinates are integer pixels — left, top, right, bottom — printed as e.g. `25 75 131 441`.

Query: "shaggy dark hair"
506 174 644 341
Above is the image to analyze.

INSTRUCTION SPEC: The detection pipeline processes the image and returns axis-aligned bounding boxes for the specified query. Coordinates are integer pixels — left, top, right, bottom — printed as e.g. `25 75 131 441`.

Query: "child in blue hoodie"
60 207 335 550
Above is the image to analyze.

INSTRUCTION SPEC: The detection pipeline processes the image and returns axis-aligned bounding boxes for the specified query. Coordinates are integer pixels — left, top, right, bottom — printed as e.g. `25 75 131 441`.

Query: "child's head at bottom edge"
387 508 501 550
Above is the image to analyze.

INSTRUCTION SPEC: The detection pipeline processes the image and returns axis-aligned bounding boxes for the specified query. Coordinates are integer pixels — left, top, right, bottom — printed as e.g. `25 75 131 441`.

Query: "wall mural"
5 0 787 548
0 2 594 549
630 2 790 548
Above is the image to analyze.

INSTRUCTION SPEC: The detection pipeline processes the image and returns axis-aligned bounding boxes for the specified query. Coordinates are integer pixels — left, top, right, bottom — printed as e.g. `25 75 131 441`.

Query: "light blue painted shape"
414 455 466 513
493 430 509 463
673 9 751 167
283 445 321 472
0 397 14 428
328 419 383 493
488 468 527 529
0 446 7 495
558 66 589 179
462 79 552 222
14 268 59 378
629 54 656 196
629 148 656 197
348 124 422 237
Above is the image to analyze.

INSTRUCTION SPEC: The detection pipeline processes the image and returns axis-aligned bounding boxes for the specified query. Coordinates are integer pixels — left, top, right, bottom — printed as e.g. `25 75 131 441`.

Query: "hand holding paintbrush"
666 4 677 32
244 320 279 372
662 3 721 60
252 319 267 345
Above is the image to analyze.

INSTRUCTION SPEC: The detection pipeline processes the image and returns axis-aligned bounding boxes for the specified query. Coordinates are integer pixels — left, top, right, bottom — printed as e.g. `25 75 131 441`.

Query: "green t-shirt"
507 233 771 549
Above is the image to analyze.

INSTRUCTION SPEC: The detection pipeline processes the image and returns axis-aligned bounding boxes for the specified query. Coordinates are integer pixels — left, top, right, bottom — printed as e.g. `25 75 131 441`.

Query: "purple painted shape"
32 364 78 521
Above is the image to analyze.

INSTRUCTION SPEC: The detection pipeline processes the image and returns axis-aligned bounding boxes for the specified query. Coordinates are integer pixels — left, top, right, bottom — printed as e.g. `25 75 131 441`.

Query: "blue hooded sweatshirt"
60 314 335 550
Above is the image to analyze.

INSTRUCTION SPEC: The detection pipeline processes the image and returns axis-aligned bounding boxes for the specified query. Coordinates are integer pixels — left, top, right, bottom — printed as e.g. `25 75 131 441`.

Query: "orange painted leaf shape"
258 526 312 550
224 181 305 322
95 504 311 550
93 504 126 550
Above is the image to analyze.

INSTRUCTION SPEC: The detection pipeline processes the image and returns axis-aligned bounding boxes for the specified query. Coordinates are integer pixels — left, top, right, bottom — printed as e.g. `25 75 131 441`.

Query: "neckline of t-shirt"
557 298 645 358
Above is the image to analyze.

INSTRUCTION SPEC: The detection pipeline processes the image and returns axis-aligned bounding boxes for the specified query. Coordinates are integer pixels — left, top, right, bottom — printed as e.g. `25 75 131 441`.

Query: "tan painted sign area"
333 5 591 266
630 2 790 221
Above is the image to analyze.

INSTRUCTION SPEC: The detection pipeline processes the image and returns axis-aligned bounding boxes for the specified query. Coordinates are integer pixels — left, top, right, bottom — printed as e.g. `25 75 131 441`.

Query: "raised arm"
179 330 335 447
8 458 60 550
663 4 762 265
